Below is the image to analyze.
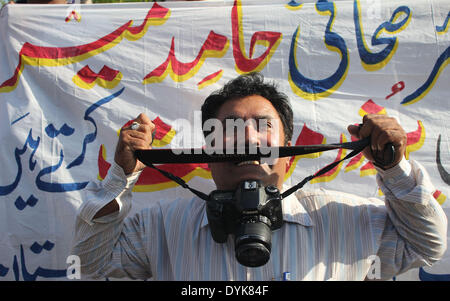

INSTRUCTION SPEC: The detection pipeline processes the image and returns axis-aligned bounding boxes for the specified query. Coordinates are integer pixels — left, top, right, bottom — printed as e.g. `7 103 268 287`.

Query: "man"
72 72 446 280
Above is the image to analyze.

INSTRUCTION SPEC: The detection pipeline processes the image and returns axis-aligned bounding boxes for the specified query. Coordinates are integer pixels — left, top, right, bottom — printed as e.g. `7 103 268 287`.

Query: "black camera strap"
136 136 393 201
280 143 366 199
143 162 210 200
135 137 371 164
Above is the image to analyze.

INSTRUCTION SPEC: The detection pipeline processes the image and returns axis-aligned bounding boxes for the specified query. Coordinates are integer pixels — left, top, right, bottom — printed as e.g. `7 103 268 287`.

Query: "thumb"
347 124 361 138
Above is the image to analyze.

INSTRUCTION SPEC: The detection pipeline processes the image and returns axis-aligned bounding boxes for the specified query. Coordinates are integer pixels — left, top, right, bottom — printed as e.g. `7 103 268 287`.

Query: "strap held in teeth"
136 136 370 202
135 137 371 165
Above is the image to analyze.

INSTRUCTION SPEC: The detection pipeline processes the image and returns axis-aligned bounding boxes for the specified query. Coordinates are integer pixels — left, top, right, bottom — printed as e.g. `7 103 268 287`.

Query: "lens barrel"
234 220 272 267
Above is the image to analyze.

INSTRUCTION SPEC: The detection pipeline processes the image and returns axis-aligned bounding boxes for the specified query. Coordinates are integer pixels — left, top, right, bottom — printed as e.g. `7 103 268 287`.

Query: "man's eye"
258 120 272 131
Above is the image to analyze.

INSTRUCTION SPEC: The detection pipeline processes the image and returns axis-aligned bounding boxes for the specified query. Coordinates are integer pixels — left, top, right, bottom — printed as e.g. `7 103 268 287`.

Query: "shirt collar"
281 187 314 226
200 184 313 228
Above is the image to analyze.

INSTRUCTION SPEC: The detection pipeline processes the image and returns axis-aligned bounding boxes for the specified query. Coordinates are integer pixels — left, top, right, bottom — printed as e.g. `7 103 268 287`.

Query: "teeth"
236 160 260 167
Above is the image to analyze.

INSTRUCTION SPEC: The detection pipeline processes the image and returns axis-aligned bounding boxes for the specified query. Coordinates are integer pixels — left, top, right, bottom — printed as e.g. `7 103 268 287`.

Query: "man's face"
207 95 291 190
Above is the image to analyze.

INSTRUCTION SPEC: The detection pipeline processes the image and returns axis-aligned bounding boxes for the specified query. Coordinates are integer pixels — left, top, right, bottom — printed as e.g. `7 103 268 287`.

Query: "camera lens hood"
234 222 272 267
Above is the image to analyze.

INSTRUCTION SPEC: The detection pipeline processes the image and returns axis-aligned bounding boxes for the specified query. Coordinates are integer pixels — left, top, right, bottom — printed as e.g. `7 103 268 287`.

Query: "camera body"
206 180 283 267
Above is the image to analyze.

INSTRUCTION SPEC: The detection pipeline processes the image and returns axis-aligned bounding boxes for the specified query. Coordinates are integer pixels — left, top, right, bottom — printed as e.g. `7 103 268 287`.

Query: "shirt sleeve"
373 157 447 279
71 161 152 280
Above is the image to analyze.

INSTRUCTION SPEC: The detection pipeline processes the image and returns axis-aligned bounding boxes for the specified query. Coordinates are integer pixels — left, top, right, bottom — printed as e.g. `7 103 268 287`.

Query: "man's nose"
244 122 260 146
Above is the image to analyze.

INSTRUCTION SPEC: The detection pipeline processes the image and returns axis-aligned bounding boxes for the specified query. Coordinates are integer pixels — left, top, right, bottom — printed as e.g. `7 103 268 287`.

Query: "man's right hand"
114 113 155 175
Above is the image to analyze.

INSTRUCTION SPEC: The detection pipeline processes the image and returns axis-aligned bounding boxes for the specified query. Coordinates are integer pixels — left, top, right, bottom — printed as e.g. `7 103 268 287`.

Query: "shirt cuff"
375 157 430 204
78 161 142 225
375 157 413 186
104 161 142 197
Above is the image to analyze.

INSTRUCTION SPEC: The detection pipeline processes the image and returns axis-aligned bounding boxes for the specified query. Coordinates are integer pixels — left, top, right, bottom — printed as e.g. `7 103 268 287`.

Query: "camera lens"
234 220 272 267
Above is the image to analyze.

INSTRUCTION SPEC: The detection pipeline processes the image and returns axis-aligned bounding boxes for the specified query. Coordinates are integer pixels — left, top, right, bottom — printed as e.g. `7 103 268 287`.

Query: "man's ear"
285 140 292 168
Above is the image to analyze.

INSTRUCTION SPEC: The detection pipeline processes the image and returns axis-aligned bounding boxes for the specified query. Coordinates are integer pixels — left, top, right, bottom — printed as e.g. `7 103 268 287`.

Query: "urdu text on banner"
0 0 449 280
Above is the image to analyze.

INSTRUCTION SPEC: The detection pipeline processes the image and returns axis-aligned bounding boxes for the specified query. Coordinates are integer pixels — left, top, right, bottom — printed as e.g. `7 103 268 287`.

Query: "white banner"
0 0 448 280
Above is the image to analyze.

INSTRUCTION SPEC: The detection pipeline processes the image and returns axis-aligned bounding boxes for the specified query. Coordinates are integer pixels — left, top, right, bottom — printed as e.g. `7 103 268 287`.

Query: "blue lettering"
67 87 125 169
36 149 89 192
14 194 38 211
0 130 40 196
288 0 349 101
354 0 411 71
45 123 75 138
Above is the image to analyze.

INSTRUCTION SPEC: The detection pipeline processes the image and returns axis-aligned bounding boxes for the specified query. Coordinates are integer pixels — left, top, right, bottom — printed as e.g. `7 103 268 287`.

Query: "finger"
376 130 393 152
359 115 385 161
374 131 401 168
127 129 149 141
360 115 407 168
129 139 151 151
359 115 375 138
135 113 155 131
386 129 407 157
372 122 401 151
371 130 389 164
120 127 148 143
129 131 154 149
386 129 406 148
347 124 361 138
362 146 374 162
361 114 393 149
123 132 151 149
133 123 154 135
133 113 155 139
370 125 383 152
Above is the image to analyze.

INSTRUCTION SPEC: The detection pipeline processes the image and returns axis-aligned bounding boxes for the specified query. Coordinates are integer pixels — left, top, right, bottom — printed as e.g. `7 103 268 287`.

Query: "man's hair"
201 72 293 145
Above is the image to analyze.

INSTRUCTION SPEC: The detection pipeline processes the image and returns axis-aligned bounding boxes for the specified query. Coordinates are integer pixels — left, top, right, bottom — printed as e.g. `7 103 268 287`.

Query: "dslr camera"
206 180 283 267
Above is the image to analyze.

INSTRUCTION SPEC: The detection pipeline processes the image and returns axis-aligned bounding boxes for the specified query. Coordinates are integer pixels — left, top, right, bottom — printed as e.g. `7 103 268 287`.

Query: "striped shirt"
72 158 447 280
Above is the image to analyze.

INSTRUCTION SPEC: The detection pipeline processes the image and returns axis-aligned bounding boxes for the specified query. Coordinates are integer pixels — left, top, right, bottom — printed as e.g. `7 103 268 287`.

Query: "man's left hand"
347 114 407 170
